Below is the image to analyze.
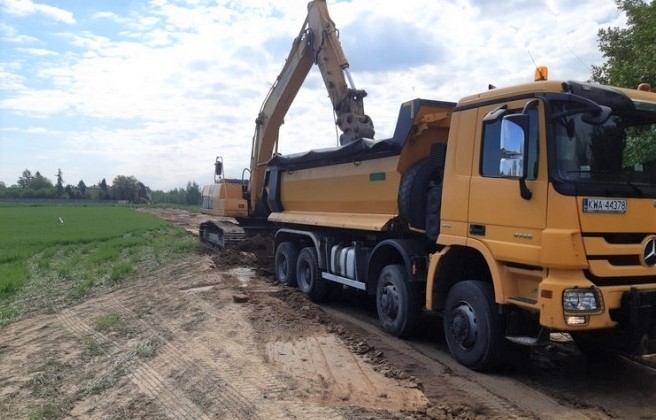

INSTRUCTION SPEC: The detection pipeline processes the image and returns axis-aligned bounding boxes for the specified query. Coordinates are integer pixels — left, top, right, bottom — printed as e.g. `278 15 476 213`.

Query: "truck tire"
275 241 299 286
443 280 506 371
425 181 442 241
376 264 421 337
398 158 439 230
296 247 330 302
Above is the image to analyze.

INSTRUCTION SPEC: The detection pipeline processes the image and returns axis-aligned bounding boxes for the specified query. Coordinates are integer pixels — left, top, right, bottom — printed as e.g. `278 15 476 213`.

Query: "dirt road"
1 208 654 419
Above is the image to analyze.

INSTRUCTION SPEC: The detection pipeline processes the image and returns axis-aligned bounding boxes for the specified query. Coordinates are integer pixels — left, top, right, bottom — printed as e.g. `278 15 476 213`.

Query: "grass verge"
0 205 197 325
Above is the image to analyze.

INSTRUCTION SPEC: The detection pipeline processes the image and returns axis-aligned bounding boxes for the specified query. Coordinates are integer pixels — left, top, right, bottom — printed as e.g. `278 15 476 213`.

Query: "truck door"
467 99 548 265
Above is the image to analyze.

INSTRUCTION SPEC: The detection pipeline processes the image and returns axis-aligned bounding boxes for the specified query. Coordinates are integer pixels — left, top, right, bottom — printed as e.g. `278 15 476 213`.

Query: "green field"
0 205 197 324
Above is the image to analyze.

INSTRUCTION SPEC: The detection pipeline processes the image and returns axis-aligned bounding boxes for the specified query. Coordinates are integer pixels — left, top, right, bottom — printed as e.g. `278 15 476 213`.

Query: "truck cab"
431 80 656 368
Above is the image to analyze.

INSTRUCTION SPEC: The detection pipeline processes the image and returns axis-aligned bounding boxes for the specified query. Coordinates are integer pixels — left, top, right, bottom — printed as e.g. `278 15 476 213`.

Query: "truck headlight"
562 288 602 313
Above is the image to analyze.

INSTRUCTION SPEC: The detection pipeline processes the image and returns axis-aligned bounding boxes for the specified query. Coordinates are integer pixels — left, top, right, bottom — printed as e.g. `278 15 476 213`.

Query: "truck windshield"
549 98 656 198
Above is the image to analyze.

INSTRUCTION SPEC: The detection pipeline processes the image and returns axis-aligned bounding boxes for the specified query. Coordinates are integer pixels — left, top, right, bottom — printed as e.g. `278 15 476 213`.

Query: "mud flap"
425 181 442 242
621 288 656 355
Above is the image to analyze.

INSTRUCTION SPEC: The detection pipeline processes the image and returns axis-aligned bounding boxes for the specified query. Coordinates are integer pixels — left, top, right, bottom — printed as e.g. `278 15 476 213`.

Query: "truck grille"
583 233 656 286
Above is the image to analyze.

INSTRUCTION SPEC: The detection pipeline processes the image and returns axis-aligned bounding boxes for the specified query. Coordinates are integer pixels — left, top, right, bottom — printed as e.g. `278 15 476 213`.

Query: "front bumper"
538 270 656 333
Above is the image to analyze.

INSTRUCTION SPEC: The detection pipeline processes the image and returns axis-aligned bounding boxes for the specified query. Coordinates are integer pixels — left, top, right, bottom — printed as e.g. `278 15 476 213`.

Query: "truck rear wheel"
376 264 421 337
296 247 330 302
275 242 299 286
443 280 505 371
398 158 441 231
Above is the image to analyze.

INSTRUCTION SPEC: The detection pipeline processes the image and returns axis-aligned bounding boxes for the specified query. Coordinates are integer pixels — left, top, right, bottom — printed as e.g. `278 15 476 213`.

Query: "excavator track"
199 220 247 250
199 218 275 250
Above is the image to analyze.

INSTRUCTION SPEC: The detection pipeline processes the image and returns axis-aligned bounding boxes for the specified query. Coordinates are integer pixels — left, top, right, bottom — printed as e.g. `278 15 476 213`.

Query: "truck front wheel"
443 280 505 371
296 247 330 302
275 241 299 286
376 264 421 337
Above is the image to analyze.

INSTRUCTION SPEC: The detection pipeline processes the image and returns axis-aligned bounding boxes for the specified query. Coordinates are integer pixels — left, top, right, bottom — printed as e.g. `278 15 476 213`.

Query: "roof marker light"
534 66 548 82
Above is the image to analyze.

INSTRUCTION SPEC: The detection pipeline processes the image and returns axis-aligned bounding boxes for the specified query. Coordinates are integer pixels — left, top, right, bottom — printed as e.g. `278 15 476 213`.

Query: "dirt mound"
210 235 274 275
250 285 413 383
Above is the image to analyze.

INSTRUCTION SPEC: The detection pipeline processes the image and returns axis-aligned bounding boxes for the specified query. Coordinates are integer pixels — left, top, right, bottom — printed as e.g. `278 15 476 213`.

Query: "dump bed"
266 98 455 231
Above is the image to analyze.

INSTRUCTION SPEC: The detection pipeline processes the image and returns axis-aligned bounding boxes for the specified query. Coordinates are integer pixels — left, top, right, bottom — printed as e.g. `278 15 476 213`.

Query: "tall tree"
136 182 150 203
592 0 656 166
111 175 149 202
111 175 137 201
99 178 110 200
186 181 202 205
78 180 87 198
17 169 32 188
591 0 656 87
56 169 65 197
29 171 54 190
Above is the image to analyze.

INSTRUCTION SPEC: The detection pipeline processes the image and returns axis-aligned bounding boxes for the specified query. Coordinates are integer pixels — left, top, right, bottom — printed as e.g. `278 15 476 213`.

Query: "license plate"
583 198 627 213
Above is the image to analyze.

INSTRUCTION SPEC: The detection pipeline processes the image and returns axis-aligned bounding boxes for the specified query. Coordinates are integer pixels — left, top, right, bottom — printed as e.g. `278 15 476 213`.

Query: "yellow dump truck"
265 80 656 370
200 1 656 370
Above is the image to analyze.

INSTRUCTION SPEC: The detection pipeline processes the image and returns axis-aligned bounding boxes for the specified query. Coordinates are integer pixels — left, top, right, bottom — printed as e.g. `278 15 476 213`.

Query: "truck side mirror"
500 115 527 178
500 114 532 200
215 160 223 177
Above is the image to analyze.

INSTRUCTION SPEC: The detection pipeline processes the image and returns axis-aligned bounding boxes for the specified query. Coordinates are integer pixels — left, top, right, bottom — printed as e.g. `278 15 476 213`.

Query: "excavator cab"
214 157 223 181
200 156 248 220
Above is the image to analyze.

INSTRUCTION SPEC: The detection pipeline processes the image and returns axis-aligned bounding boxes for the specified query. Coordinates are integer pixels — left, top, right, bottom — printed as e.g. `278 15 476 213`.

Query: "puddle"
226 267 255 288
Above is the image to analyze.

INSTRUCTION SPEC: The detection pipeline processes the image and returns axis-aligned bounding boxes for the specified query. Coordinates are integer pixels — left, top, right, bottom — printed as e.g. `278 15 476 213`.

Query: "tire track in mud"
50 267 231 419
181 291 345 419
324 307 597 420
104 284 264 419
130 360 209 420
58 308 107 343
102 271 345 419
1 316 57 349
266 333 427 414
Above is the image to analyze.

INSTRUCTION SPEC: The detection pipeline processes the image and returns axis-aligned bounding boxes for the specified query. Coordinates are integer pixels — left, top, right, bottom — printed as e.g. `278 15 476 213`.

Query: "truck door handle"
469 224 486 236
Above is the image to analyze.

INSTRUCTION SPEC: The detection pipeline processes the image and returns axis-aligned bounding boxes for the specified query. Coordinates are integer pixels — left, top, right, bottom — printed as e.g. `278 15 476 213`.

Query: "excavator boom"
200 0 374 249
247 0 374 217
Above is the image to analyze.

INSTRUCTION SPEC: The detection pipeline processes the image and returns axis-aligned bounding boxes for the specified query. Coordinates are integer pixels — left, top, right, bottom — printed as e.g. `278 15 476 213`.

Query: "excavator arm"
246 0 375 217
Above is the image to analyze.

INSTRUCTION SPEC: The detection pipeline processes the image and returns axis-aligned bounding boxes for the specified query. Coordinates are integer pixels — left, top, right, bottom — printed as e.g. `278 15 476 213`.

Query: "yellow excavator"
199 0 374 249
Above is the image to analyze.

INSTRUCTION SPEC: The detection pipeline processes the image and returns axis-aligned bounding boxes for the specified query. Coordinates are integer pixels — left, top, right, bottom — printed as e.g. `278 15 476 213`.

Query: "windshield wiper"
563 170 645 196
622 176 644 197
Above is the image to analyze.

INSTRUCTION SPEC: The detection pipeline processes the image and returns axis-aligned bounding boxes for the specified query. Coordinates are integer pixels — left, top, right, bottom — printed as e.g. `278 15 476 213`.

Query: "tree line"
0 169 202 206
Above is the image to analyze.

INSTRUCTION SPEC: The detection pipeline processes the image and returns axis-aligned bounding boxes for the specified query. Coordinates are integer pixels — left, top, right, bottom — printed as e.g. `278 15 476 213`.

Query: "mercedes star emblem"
643 237 656 267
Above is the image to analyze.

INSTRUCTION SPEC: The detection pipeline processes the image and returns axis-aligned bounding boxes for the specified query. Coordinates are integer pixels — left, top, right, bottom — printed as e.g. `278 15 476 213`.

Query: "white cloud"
0 65 24 90
17 47 57 56
91 11 123 22
1 89 73 114
0 0 75 24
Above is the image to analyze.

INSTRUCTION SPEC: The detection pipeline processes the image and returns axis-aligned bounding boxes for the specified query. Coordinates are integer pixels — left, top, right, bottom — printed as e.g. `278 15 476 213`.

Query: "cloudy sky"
0 0 625 191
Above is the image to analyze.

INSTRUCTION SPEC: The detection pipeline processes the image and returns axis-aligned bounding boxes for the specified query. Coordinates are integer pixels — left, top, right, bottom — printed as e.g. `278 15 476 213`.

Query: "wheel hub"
380 284 399 319
299 264 310 287
277 258 288 277
451 302 478 349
